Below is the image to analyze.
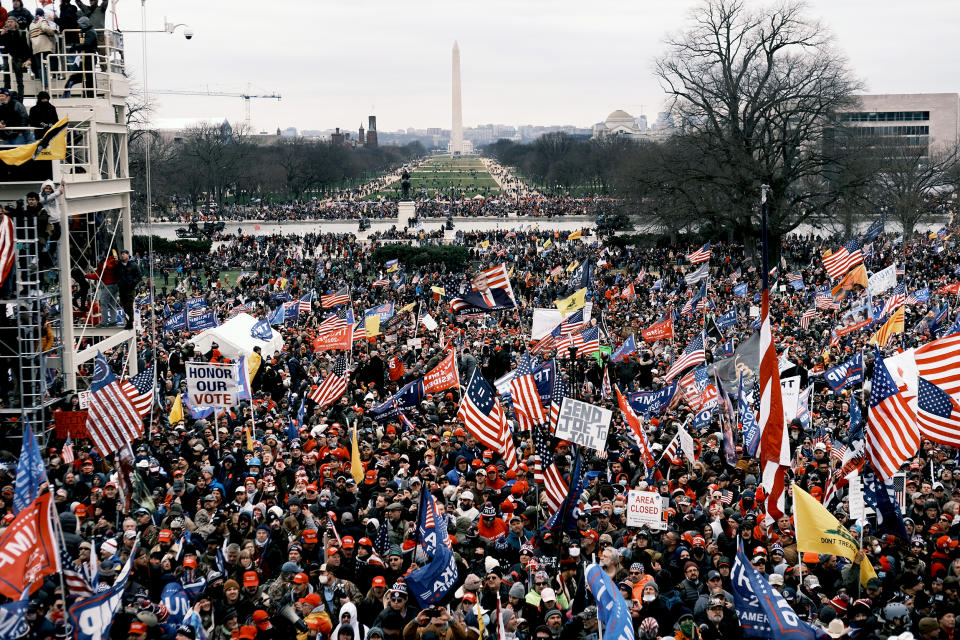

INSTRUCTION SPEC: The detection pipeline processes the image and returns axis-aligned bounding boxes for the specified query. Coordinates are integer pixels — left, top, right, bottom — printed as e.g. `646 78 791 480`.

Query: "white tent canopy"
191 313 283 360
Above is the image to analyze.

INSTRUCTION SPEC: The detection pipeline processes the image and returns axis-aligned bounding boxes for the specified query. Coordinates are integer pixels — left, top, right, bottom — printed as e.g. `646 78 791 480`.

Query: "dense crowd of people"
4 212 960 640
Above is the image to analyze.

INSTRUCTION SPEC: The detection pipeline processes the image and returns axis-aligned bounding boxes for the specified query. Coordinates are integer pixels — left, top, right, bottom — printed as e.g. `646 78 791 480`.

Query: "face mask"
318 576 329 585
642 594 656 603
614 507 624 516
872 545 881 554
569 548 580 558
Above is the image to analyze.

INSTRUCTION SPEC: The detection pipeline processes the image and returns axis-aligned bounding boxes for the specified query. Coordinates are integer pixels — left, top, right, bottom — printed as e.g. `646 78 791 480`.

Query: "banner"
163 310 187 332
610 333 636 363
0 493 58 599
710 333 760 396
628 380 678 417
867 263 897 296
185 297 206 310
405 490 457 606
585 565 635 640
780 376 800 424
555 398 612 453
0 592 30 640
641 318 673 342
423 350 459 394
13 427 46 514
312 325 353 352
160 582 191 626
365 303 394 323
716 309 738 330
626 490 664 530
824 352 864 392
187 310 218 332
185 362 238 408
533 360 555 409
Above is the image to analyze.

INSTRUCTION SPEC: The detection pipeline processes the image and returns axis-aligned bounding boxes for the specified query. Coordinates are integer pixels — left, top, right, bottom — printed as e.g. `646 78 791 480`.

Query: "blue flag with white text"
13 423 46 514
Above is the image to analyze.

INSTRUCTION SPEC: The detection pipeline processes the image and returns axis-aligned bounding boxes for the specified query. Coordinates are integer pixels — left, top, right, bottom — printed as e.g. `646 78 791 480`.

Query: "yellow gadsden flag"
793 485 878 586
0 117 68 166
364 314 380 337
567 229 582 241
351 424 364 484
556 288 586 316
168 394 184 424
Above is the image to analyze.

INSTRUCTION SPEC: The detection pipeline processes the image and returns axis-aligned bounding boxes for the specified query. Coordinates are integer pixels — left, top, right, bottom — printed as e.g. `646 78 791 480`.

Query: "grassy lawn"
369 156 501 199
156 269 244 293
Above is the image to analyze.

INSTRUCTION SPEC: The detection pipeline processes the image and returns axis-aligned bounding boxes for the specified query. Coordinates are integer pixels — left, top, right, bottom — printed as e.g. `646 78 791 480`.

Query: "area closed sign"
186 362 238 408
626 490 665 530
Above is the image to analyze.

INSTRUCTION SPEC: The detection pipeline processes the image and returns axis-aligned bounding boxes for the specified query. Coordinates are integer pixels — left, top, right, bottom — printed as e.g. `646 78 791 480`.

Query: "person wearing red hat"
251 611 276 640
128 621 148 640
485 465 506 490
358 576 388 623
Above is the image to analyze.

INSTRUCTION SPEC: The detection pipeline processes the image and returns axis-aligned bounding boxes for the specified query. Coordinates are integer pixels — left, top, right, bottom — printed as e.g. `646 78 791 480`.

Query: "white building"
592 110 646 140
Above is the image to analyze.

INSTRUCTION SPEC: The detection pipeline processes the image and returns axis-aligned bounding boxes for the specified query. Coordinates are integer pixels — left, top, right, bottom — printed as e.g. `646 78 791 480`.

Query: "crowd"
3 215 960 640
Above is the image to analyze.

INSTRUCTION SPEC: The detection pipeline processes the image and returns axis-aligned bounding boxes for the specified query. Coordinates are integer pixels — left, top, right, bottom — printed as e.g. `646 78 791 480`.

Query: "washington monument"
450 41 464 155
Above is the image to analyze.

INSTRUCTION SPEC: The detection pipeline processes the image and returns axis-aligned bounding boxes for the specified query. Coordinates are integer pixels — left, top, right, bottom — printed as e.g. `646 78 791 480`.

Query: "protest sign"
626 490 665 530
555 398 612 453
186 362 238 408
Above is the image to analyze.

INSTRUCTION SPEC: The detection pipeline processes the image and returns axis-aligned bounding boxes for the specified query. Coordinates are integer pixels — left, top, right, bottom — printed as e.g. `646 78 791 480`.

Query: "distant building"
366 115 378 148
359 124 365 146
331 127 345 145
591 110 645 139
281 127 298 138
836 93 960 157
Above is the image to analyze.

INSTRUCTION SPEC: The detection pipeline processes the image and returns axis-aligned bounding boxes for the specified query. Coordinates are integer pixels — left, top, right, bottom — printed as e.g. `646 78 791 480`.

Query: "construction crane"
152 89 282 130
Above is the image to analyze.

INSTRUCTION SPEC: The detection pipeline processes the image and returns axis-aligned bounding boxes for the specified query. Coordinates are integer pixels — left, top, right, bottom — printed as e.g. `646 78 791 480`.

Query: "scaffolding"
0 28 135 448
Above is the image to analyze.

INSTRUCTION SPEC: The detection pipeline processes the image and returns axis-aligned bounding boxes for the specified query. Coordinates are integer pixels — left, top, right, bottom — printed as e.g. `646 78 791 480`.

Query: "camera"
183 28 194 40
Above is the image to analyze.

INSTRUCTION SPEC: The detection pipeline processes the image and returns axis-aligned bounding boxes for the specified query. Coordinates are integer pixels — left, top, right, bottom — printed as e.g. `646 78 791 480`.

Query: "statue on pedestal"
401 170 411 200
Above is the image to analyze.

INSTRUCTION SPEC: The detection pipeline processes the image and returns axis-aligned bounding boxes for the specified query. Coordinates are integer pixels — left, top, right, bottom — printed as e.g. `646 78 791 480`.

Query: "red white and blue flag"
85 353 143 456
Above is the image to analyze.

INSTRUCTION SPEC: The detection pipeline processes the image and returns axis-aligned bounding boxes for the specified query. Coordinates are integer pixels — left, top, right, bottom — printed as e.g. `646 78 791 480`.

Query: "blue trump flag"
160 582 191 626
533 359 555 409
733 283 748 296
585 564 634 640
716 309 738 330
69 539 139 640
627 380 678 418
250 316 273 340
739 375 761 457
732 539 827 639
13 422 46 514
405 490 458 606
862 468 908 539
848 398 863 440
164 310 187 332
610 333 637 363
187 310 218 332
0 590 30 640
824 352 864 392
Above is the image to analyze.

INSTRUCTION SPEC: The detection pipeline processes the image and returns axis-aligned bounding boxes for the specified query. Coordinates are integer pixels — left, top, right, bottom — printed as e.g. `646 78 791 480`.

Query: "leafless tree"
654 0 862 244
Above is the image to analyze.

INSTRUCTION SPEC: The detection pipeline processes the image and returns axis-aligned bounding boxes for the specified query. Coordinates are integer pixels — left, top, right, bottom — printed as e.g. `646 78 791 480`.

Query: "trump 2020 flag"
13 423 46 515
585 564 634 640
405 491 458 607
733 539 826 639
69 538 138 640
250 316 272 340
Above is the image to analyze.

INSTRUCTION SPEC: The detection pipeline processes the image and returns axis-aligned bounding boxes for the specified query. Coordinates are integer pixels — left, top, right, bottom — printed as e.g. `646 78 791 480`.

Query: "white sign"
780 376 801 423
848 471 866 525
406 338 422 349
749 305 760 318
77 390 91 409
420 314 438 332
186 362 238 408
555 397 612 453
626 490 665 530
867 263 897 296
678 424 696 465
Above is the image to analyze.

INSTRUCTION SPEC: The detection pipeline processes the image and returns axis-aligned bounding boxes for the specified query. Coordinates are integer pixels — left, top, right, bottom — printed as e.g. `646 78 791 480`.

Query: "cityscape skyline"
126 0 960 133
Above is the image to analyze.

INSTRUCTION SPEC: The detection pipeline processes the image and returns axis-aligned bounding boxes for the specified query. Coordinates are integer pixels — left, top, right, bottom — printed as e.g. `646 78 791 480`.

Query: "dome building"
591 109 646 139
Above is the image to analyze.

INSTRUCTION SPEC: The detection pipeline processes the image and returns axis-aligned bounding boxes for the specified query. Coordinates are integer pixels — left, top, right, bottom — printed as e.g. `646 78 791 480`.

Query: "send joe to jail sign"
555 397 612 453
186 362 238 408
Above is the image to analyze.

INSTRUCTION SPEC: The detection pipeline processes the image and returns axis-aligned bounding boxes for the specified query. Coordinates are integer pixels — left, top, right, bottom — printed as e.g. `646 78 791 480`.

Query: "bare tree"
655 0 862 245
869 139 960 238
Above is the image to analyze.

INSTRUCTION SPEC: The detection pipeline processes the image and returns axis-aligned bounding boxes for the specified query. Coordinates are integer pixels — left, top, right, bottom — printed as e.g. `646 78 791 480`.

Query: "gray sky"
119 0 960 134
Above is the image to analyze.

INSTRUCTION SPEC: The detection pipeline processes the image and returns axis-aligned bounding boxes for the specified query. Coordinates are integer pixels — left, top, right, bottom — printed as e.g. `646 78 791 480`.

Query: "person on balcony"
29 10 58 89
0 87 30 145
8 1 32 29
0 16 31 100
86 251 119 327
63 16 97 98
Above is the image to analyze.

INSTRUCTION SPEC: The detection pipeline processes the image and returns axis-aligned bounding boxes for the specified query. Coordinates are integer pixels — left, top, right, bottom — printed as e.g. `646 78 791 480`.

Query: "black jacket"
117 259 142 293
29 101 60 134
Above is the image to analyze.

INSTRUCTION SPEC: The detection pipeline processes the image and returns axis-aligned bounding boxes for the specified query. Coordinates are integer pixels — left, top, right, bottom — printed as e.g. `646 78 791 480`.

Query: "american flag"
308 355 349 408
457 369 519 471
866 351 919 480
557 308 586 335
374 518 390 557
759 197 788 522
686 242 711 264
60 547 94 599
664 332 705 382
85 354 143 456
0 214 14 287
317 307 350 335
829 439 847 464
321 287 350 309
120 364 154 418
662 432 682 465
881 282 906 319
822 238 864 280
373 278 390 287
533 424 567 514
787 271 803 284
298 292 313 314
187 307 205 319
510 353 547 430
475 263 517 304
815 291 840 310
62 435 75 464
800 308 816 329
684 263 709 285
549 371 569 432
621 282 636 299
915 333 960 396
352 321 367 342
917 377 960 447
556 326 601 357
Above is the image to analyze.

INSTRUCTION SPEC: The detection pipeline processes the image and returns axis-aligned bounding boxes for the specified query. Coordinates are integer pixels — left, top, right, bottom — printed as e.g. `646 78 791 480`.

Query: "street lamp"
122 16 194 39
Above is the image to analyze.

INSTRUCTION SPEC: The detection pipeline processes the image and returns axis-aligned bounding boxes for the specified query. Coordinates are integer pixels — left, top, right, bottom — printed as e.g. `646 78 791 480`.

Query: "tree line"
128 123 425 219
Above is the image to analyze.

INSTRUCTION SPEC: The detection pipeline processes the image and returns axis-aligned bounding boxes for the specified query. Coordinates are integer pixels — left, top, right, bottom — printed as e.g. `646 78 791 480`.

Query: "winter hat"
508 583 526 599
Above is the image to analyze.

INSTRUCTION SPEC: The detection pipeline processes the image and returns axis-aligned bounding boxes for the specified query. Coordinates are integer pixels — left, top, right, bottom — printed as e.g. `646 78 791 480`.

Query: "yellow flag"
168 395 183 424
556 288 586 316
566 260 580 273
351 424 364 484
480 240 490 249
246 427 254 451
543 238 552 249
567 229 582 241
0 117 68 165
868 307 904 347
365 314 380 337
831 264 868 297
430 286 445 296
475 603 485 636
247 351 262 380
397 302 416 314
793 485 878 586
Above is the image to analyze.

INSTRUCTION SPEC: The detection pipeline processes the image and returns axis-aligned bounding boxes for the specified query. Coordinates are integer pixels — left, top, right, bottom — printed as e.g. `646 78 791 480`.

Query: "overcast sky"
119 0 960 133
